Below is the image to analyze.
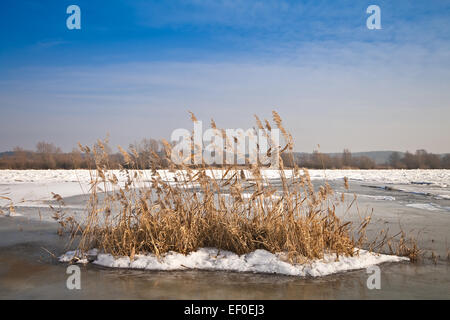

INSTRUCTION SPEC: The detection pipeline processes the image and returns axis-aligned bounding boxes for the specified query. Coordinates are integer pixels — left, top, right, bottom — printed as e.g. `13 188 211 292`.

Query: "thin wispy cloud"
35 40 69 49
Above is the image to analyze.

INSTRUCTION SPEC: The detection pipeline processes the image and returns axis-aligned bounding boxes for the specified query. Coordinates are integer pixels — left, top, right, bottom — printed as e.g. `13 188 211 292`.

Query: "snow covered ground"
1 169 449 185
1 169 449 208
2 169 436 277
59 247 408 277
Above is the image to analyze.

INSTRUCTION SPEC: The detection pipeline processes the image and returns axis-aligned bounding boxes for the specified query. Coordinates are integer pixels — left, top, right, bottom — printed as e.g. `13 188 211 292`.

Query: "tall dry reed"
61 112 418 263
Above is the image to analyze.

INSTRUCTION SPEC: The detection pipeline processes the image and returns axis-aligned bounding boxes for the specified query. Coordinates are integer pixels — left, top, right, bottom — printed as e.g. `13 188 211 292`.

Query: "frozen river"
0 169 449 299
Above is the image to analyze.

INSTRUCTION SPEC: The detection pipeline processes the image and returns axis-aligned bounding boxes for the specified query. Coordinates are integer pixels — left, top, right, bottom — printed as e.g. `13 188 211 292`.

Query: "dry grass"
60 112 418 264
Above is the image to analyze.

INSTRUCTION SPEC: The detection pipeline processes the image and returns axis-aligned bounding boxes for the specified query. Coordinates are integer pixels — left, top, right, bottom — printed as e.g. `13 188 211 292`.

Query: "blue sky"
1 0 450 153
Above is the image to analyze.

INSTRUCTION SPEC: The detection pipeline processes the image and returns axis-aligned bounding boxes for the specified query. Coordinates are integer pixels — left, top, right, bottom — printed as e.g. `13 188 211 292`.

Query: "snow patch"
341 193 395 201
59 247 408 277
1 169 449 186
405 203 447 212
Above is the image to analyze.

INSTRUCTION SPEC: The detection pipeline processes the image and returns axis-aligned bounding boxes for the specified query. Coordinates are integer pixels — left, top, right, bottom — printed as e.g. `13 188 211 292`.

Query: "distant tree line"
1 141 449 170
284 149 450 169
0 139 167 170
281 149 378 169
386 149 450 169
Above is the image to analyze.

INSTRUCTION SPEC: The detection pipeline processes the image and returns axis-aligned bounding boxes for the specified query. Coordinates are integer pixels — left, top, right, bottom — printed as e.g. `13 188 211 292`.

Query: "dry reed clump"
0 196 16 216
63 112 415 264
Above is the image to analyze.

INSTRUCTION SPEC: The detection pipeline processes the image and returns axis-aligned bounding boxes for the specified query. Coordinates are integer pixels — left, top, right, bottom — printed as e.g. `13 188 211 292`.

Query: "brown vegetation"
58 112 419 264
2 142 449 170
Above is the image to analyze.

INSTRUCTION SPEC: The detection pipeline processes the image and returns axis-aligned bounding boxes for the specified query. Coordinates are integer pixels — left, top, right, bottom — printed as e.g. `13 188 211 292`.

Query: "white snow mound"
59 247 408 277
